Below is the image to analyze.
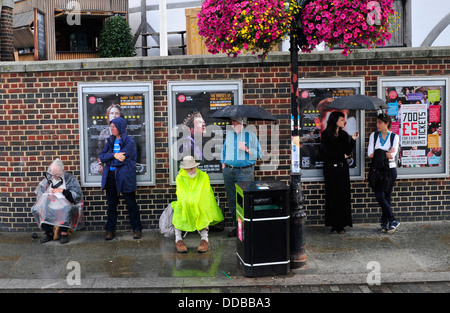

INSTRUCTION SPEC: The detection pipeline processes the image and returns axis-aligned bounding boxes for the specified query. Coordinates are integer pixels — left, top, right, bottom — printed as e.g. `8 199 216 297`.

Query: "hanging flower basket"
197 0 299 58
300 0 396 56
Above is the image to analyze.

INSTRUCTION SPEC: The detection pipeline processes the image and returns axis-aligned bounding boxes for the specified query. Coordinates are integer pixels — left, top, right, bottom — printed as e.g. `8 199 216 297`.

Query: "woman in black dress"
320 111 359 233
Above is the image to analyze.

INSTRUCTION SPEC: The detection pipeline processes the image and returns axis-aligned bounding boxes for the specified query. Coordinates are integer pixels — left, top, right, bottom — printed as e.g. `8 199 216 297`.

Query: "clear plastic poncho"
32 159 85 230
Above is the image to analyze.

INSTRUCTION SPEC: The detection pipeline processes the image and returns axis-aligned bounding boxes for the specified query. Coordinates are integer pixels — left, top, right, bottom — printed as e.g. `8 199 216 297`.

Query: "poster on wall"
168 81 243 185
378 76 448 178
78 83 155 187
297 78 365 181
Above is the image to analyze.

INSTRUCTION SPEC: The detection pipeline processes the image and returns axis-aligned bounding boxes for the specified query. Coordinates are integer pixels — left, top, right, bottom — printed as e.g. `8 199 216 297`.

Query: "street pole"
289 0 310 269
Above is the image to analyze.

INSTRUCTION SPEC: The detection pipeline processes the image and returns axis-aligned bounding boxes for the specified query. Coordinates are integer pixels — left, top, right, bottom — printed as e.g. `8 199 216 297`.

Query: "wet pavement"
0 221 448 293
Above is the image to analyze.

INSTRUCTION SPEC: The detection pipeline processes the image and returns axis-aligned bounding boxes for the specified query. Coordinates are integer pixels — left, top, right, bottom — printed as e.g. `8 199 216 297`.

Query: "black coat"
320 129 355 165
320 130 355 229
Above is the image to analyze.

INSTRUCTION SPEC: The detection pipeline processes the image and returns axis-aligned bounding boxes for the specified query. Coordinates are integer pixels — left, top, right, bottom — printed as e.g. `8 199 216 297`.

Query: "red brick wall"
1 49 449 231
0 6 14 62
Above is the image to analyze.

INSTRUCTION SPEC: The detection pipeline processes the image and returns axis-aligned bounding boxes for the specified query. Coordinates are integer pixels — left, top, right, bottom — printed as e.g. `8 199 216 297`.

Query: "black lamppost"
289 0 311 269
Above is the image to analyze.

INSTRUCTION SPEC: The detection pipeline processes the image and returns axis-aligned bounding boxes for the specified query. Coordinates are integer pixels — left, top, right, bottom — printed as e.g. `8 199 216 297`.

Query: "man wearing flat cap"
171 156 224 253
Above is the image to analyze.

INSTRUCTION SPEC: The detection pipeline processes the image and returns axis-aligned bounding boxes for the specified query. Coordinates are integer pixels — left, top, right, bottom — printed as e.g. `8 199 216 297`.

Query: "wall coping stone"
1 46 450 73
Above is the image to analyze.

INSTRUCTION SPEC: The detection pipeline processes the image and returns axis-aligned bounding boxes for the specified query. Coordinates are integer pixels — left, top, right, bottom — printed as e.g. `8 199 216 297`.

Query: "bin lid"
237 180 288 192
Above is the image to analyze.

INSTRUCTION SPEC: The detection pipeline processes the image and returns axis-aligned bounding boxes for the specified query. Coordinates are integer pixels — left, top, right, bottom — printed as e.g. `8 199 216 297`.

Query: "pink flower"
299 0 395 55
198 0 395 58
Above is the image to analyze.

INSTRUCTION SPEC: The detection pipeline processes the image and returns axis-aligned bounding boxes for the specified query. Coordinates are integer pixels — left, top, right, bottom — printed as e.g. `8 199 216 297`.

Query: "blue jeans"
105 171 142 232
222 165 254 221
374 167 397 223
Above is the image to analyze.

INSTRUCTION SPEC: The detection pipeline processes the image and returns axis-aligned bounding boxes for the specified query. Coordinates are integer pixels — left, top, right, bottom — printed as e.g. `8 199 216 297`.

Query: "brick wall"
0 47 449 232
0 6 14 62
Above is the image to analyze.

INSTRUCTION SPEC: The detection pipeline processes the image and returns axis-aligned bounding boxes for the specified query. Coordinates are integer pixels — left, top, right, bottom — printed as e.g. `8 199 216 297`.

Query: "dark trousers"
222 165 254 220
105 171 142 232
42 223 69 234
374 167 397 223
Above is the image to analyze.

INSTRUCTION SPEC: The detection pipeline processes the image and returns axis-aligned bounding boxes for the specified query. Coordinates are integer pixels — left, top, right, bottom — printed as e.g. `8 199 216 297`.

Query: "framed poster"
377 76 449 178
298 78 365 181
78 82 155 187
168 80 243 185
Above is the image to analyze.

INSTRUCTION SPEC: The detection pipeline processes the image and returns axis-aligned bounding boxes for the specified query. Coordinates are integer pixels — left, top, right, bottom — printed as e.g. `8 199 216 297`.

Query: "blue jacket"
99 117 137 193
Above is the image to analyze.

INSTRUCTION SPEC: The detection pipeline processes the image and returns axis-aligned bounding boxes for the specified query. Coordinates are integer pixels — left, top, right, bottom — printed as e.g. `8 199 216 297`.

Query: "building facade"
12 0 128 61
0 47 449 231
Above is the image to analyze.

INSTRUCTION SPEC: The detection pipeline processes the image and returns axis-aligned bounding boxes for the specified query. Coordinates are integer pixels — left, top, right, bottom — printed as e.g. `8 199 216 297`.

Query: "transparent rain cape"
171 169 223 232
32 159 85 230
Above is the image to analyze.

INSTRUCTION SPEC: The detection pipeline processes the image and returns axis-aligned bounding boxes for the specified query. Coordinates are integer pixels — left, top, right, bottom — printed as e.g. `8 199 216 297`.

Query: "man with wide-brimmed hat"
171 156 224 253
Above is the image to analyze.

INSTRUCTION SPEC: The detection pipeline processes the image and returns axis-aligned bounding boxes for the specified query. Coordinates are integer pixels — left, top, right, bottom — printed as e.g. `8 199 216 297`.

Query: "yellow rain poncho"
171 168 224 232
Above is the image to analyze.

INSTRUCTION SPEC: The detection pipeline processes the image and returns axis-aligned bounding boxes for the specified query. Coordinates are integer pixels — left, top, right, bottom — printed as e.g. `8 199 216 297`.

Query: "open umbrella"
211 104 277 121
327 94 389 111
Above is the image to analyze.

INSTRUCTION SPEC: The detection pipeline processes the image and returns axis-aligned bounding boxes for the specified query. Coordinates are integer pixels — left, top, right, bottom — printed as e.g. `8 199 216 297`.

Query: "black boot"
40 232 53 243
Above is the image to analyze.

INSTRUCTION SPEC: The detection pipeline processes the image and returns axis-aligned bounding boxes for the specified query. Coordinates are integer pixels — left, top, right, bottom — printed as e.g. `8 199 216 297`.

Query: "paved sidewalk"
0 221 448 292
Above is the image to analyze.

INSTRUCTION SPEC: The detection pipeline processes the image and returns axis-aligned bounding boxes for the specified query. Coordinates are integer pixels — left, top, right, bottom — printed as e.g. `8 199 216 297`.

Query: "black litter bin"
236 180 290 277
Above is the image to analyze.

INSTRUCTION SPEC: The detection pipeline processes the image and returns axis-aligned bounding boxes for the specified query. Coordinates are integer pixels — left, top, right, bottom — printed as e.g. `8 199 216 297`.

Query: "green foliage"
98 16 135 58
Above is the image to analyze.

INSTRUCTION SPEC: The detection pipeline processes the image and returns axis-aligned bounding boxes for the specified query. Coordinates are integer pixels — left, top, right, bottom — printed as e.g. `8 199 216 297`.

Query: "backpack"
368 132 396 192
374 131 398 166
159 203 175 238
368 149 391 192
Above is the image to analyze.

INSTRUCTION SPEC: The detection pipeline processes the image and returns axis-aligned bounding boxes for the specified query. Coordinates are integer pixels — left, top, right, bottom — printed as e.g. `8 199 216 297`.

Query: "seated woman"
32 158 84 244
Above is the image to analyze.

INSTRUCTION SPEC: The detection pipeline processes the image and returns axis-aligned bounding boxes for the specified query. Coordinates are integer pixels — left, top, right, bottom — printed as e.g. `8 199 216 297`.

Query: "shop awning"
13 11 34 49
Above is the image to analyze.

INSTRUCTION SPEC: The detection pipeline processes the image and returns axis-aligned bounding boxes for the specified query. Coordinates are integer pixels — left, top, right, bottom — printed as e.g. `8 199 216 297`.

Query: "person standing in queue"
100 116 143 240
320 111 358 234
368 113 400 234
221 117 262 237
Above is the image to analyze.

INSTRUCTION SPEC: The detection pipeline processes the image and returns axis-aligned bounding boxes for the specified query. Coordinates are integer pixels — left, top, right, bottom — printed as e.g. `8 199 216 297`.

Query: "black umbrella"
211 104 278 121
327 94 389 111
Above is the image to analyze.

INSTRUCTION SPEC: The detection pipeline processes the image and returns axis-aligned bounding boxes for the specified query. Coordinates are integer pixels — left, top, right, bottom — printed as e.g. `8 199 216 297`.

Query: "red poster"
429 105 441 123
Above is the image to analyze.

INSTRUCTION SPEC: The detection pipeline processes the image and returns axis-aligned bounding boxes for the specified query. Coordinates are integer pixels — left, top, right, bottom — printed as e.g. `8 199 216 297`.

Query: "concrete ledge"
0 272 448 291
1 47 449 73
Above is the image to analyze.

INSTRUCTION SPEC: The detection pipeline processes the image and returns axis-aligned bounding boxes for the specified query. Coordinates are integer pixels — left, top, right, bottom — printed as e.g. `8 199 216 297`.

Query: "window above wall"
54 12 108 52
384 0 406 47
